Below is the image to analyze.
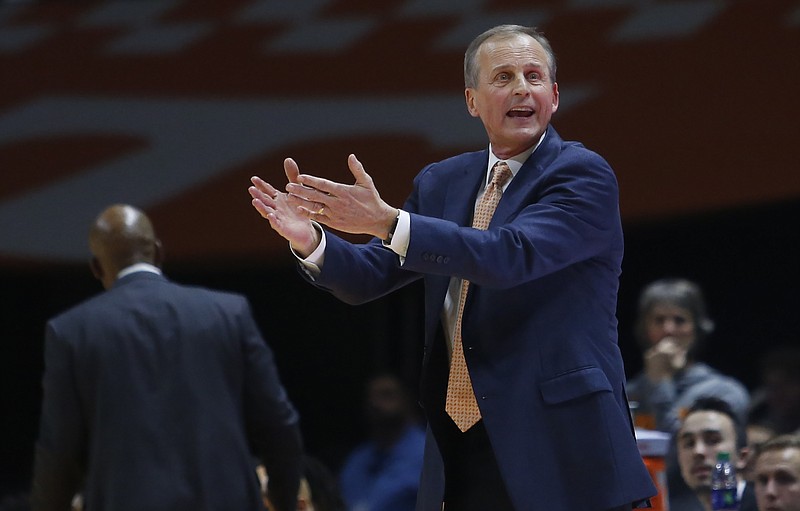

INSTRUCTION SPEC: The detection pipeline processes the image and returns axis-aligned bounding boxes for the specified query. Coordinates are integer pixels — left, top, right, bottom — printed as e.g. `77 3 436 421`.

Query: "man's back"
32 271 301 511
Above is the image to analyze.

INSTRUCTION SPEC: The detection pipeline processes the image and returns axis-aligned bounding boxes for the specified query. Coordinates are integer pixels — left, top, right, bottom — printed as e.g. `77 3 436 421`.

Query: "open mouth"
507 107 534 118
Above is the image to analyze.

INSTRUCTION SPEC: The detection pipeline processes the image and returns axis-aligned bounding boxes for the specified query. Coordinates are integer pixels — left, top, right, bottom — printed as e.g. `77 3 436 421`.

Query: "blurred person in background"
748 346 800 437
338 374 425 511
31 204 303 511
673 397 756 511
752 433 800 511
626 278 750 434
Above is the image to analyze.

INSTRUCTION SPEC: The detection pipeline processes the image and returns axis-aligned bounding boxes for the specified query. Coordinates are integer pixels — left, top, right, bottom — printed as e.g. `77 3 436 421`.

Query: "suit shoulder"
173 282 250 306
47 290 113 326
558 139 612 168
428 150 485 170
558 133 611 169
414 150 485 183
177 285 256 319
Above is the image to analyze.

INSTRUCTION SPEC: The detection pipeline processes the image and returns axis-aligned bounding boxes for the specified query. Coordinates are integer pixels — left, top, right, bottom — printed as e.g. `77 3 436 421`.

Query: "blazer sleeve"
238 298 303 511
30 321 86 511
402 147 622 288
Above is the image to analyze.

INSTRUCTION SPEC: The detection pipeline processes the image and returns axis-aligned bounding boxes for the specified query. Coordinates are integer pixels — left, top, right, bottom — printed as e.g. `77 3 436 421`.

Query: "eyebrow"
679 428 724 439
489 62 545 74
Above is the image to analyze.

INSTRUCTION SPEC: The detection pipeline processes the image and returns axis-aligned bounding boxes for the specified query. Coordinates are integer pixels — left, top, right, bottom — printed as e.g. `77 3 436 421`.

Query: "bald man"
31 204 303 511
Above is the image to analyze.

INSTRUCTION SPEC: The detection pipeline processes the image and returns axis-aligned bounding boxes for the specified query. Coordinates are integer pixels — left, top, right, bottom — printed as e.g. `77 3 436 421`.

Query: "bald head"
89 204 161 288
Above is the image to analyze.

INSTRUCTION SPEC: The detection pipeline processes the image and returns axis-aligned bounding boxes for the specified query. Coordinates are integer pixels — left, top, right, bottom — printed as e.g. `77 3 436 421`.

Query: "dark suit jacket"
304 127 656 511
31 271 302 511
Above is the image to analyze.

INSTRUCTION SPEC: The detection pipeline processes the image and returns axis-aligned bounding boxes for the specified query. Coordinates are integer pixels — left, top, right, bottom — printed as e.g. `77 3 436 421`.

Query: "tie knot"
491 161 512 189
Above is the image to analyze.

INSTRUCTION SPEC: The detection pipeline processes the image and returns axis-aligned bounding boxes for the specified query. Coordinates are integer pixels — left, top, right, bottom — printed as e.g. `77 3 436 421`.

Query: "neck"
372 421 410 450
698 490 713 511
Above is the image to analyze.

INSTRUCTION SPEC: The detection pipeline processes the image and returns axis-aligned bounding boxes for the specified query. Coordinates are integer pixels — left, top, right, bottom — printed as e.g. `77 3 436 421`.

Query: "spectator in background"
338 374 425 511
752 433 800 511
742 411 778 483
748 346 800 436
31 204 303 511
626 278 750 433
673 397 756 511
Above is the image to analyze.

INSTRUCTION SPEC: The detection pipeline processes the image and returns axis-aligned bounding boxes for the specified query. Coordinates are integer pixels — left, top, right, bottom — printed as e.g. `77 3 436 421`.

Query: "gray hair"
464 25 557 89
634 278 715 358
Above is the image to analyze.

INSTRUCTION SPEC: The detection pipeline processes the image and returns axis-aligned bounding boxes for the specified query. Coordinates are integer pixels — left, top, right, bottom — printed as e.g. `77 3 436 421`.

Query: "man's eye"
496 73 511 82
527 72 541 81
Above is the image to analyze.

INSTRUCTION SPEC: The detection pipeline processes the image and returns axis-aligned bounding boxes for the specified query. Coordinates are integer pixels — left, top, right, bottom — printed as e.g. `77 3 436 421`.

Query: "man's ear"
465 88 480 118
736 445 751 471
153 239 164 268
550 81 560 114
90 257 103 282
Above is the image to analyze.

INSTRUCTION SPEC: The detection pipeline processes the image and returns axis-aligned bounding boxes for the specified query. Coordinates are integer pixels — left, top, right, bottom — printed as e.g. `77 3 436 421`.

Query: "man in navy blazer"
31 204 303 511
248 25 655 510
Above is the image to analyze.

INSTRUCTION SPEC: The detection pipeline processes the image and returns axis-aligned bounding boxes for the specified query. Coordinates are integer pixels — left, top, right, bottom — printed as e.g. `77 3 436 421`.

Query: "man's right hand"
249 174 320 258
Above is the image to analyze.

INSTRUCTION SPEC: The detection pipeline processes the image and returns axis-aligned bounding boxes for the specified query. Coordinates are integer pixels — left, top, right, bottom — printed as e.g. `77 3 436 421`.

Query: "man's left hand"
285 154 398 239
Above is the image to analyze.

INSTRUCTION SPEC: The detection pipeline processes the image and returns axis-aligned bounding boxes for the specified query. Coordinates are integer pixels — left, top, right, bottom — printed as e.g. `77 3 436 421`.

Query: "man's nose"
512 74 531 95
763 478 778 497
694 441 709 457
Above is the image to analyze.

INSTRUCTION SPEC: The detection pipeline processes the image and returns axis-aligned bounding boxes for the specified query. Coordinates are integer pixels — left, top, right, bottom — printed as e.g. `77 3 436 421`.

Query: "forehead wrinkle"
480 37 549 74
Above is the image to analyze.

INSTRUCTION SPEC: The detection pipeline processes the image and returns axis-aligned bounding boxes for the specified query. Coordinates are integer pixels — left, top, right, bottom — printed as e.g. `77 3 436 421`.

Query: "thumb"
347 153 372 186
284 157 301 184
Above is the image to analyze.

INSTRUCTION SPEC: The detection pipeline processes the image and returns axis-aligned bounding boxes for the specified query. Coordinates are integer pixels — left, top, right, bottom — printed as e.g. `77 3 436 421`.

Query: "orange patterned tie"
445 161 513 432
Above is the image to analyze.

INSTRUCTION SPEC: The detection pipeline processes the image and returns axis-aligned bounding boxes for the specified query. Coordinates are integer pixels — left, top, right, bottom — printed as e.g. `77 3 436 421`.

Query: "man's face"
755 447 800 511
465 33 559 159
644 303 696 349
365 376 408 430
677 410 739 492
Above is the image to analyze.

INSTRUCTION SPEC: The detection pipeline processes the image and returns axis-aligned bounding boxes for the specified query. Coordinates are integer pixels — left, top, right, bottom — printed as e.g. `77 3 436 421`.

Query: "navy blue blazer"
305 128 656 510
32 271 303 511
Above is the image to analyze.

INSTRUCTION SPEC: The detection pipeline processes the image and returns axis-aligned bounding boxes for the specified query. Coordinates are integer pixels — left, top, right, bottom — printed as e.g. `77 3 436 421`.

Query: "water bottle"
711 451 738 510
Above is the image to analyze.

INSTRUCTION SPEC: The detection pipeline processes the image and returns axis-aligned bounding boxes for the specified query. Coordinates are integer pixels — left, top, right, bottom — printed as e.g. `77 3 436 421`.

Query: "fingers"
294 153 370 194
249 176 287 220
347 153 369 183
250 198 272 220
284 158 300 184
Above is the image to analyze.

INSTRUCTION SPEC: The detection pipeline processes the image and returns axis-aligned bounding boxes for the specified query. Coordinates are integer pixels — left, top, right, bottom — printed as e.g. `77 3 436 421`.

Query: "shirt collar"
486 129 547 186
116 262 162 280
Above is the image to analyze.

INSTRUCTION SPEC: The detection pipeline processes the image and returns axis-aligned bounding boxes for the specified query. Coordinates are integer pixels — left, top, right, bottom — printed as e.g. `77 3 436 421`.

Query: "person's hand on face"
643 303 696 382
645 337 689 382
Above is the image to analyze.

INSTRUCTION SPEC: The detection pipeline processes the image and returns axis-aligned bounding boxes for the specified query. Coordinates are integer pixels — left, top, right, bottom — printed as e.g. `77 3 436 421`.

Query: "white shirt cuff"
382 209 410 259
294 221 325 276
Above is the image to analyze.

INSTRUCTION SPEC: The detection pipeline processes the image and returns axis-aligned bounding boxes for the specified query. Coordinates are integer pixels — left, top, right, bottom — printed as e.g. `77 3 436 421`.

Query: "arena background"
2 0 799 497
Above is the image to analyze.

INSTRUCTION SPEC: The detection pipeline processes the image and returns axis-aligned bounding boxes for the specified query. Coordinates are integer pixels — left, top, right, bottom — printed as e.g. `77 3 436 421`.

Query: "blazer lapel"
442 150 489 226
492 128 562 226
